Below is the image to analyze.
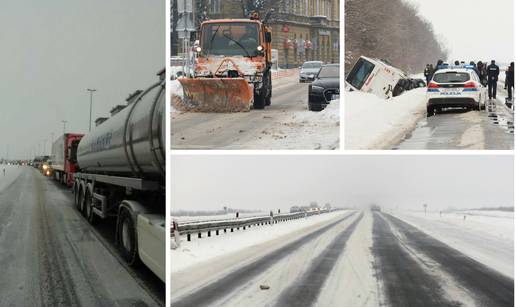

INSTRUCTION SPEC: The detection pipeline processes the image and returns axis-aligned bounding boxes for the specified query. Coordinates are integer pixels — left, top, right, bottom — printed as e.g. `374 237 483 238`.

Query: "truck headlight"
42 164 48 170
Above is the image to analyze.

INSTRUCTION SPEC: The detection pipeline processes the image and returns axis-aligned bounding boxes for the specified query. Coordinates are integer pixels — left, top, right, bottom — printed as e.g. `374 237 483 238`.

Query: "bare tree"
345 0 448 74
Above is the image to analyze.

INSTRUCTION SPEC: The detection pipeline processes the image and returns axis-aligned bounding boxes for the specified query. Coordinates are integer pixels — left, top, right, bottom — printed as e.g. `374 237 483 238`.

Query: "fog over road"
0 166 163 306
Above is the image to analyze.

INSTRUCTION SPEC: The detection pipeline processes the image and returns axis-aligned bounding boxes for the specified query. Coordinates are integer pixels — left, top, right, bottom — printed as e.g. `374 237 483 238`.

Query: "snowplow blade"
174 78 253 112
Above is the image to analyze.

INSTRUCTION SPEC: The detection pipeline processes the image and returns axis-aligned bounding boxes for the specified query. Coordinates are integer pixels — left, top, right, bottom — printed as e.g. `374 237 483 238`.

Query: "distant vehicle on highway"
426 67 487 116
299 61 323 83
370 204 381 211
51 133 83 187
308 63 340 111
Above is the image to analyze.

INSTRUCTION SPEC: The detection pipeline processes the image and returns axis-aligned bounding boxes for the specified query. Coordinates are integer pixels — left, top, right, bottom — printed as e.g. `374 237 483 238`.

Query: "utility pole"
87 88 97 132
62 120 67 135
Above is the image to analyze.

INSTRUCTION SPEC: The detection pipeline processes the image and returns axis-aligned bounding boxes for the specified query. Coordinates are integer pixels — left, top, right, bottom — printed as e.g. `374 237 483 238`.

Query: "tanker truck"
73 69 165 282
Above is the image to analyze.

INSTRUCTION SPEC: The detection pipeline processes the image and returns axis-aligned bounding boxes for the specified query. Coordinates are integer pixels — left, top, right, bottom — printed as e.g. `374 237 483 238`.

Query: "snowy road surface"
345 83 513 150
171 75 339 150
171 209 513 307
395 84 514 150
0 167 164 306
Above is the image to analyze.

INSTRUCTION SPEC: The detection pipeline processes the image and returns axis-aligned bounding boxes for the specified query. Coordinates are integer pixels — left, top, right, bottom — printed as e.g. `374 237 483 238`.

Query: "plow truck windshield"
201 22 260 57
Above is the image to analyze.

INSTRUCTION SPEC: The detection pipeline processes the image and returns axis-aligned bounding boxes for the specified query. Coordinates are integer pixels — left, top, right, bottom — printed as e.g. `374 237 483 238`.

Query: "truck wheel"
253 89 266 109
427 107 434 117
84 192 97 224
77 187 85 212
265 72 272 106
117 209 139 265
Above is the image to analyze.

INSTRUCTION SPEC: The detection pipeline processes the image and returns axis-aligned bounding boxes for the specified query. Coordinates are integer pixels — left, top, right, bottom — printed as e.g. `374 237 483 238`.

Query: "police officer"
487 60 500 99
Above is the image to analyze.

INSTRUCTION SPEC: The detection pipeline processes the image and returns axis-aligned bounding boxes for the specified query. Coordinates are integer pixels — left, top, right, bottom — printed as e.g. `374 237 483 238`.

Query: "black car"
308 64 340 111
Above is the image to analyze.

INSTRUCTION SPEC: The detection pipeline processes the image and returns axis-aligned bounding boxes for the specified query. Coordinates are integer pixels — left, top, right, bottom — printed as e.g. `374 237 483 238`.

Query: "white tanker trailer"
73 70 165 282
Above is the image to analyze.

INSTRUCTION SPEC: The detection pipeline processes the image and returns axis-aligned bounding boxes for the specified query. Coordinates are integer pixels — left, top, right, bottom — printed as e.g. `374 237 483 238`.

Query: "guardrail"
172 209 330 242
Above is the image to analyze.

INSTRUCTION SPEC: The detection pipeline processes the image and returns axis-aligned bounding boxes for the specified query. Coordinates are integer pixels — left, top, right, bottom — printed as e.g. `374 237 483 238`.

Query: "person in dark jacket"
470 61 480 78
424 64 432 83
487 60 500 99
507 62 514 101
477 61 487 86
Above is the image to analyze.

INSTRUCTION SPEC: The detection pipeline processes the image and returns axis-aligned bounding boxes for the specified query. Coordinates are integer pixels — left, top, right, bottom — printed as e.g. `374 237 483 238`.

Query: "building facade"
171 0 340 68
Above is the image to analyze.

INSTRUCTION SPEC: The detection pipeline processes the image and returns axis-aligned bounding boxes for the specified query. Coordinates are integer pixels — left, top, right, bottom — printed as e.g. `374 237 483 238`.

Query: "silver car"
299 61 323 82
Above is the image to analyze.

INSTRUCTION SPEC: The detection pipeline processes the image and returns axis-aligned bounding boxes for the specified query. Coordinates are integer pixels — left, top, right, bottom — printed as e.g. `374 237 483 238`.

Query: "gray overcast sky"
172 155 514 212
404 0 514 63
0 0 164 159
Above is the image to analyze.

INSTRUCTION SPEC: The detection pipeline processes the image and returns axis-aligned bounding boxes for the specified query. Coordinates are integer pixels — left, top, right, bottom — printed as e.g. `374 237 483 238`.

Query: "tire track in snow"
273 212 363 307
171 212 357 307
372 212 456 306
384 213 514 307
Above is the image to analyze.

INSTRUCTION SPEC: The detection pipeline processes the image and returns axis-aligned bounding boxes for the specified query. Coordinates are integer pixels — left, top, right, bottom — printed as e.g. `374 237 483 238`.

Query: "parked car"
308 64 340 111
426 67 487 116
299 61 323 83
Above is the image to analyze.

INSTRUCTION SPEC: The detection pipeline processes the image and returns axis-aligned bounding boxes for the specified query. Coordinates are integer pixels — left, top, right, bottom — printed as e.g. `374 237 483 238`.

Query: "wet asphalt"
373 212 514 307
0 167 164 307
394 98 513 150
171 80 310 149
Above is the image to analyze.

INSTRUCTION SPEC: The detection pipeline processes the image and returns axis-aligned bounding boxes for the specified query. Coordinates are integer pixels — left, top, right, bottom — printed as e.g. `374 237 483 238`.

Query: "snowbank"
345 88 427 149
170 79 183 113
171 210 351 273
391 210 514 278
241 100 340 150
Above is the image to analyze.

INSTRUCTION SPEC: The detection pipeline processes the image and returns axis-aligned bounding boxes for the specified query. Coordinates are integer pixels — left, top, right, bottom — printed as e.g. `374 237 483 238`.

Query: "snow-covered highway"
171 208 513 306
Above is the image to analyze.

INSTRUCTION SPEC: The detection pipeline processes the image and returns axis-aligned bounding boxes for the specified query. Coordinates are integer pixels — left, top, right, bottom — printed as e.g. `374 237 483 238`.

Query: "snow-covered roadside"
171 210 351 273
0 165 23 193
389 210 514 278
238 99 340 150
345 88 427 149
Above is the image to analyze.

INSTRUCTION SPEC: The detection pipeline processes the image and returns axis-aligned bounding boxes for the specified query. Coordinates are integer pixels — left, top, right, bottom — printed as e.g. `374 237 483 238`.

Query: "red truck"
51 133 84 187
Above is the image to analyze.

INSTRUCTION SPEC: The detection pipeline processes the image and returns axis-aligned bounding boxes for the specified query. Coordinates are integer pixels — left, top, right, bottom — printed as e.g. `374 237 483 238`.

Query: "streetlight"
87 89 97 132
62 120 67 135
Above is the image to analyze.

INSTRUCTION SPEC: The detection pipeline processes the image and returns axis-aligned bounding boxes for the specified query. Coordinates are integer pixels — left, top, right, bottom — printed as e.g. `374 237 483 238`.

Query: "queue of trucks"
31 70 165 282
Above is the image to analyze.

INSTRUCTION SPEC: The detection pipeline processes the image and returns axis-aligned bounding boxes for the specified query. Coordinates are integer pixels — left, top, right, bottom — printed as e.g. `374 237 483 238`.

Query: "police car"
426 65 487 116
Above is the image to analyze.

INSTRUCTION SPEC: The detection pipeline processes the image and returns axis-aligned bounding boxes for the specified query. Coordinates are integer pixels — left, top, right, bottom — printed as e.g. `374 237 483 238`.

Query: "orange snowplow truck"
176 12 273 112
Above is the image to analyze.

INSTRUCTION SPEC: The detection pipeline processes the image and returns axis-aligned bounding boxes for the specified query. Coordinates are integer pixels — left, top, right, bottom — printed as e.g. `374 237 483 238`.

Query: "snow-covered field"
171 210 351 273
390 209 514 278
345 88 427 149
0 165 23 193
